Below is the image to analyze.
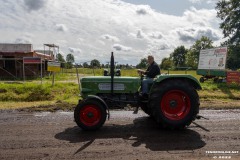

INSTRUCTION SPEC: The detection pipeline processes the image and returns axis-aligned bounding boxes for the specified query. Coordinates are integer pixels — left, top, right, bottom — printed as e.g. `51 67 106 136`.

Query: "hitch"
133 106 139 114
196 115 209 120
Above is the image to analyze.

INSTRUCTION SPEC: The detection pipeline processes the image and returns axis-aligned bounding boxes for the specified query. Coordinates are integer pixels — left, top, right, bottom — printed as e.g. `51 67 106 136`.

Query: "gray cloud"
55 24 68 32
158 44 170 50
136 5 152 15
136 30 144 39
68 47 81 54
149 32 163 39
24 0 47 11
136 8 147 15
176 27 221 42
101 34 119 42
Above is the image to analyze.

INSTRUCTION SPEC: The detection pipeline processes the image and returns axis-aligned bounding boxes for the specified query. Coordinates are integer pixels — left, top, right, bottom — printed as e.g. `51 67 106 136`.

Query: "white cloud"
0 0 224 65
189 0 219 4
15 37 32 44
101 34 120 42
113 44 132 52
14 33 33 44
188 0 203 3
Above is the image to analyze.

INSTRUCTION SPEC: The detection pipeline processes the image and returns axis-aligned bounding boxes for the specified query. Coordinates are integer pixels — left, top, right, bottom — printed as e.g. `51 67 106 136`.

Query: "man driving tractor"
137 55 161 98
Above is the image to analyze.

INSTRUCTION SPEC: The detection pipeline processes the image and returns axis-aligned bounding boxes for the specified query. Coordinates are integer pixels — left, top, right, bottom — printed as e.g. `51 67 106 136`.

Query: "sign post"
47 62 61 86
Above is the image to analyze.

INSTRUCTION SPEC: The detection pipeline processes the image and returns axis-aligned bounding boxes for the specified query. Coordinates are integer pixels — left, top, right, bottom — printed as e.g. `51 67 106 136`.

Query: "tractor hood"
80 76 141 97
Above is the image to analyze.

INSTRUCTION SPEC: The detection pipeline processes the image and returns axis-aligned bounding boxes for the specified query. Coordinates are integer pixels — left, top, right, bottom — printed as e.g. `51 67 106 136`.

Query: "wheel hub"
87 112 94 118
160 90 191 121
80 105 101 127
169 100 177 108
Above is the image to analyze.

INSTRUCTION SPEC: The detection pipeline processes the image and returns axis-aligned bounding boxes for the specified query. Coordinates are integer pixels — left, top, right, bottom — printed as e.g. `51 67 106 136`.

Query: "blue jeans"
142 78 153 94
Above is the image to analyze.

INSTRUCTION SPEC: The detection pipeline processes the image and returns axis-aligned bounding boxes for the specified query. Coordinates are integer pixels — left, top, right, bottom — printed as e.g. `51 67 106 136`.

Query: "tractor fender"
82 95 110 120
153 75 202 90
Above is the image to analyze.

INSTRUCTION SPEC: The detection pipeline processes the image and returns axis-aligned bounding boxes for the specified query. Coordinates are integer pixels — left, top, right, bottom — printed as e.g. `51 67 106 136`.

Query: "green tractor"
74 52 202 130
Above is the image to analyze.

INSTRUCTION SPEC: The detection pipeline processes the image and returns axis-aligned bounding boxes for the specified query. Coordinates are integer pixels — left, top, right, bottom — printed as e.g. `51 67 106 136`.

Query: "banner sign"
23 57 41 64
198 47 227 70
47 62 61 72
226 71 240 85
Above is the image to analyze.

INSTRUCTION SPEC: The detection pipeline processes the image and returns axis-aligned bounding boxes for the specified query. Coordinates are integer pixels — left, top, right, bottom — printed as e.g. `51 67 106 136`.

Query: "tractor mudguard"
82 95 110 120
153 74 202 90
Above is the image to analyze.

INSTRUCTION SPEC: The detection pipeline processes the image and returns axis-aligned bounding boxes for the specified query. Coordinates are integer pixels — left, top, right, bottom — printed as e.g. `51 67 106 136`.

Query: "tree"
170 46 188 68
160 57 173 70
90 59 101 68
185 36 214 69
66 53 75 69
185 50 198 69
136 58 148 69
101 64 105 68
216 0 240 45
226 45 240 70
56 53 65 62
66 54 75 63
56 53 66 68
216 0 240 69
83 62 89 68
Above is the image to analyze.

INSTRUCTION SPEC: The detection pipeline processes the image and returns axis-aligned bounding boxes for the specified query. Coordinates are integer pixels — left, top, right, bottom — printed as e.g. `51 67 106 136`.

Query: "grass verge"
0 82 79 112
0 73 240 111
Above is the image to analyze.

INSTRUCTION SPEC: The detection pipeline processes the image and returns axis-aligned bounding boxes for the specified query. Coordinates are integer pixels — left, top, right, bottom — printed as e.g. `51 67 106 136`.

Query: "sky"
0 0 223 65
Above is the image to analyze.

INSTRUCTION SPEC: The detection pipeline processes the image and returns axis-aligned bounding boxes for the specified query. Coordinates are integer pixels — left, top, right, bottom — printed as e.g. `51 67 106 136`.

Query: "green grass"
0 82 79 111
0 68 240 111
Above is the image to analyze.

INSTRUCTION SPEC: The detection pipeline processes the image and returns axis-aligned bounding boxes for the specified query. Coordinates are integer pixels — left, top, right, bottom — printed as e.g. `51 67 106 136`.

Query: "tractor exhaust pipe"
110 52 114 95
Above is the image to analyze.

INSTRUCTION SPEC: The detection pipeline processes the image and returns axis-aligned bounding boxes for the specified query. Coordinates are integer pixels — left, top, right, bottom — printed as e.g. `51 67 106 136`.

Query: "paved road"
0 110 239 160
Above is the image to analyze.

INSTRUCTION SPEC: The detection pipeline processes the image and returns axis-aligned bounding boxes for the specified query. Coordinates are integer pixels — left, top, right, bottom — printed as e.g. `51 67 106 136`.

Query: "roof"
44 44 59 48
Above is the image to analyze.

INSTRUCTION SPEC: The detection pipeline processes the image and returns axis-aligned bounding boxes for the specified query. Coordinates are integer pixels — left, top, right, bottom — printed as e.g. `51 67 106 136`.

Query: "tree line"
56 53 134 69
160 36 214 70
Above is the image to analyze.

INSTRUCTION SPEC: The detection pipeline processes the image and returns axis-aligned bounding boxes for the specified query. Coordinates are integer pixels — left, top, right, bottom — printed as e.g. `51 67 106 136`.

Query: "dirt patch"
17 101 75 112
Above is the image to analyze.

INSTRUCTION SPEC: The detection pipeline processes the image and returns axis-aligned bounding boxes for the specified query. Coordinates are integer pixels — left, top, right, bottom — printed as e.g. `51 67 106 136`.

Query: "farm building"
0 43 59 80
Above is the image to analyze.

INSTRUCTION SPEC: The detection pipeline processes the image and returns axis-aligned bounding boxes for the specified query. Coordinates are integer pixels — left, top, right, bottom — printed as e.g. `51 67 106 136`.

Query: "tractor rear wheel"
74 99 107 131
149 80 199 129
140 103 151 116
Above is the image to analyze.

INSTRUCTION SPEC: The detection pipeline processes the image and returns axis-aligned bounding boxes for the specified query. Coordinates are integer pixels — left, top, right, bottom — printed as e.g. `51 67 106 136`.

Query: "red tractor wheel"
74 100 107 131
149 80 199 129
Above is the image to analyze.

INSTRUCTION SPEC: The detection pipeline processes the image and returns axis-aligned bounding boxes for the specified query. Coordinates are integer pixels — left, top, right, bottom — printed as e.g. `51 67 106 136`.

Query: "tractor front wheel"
149 80 199 129
74 100 107 131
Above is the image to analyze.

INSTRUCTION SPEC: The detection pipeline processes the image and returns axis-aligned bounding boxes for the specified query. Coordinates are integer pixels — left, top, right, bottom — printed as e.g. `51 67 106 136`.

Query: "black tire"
74 99 107 131
140 103 151 116
149 80 199 129
199 77 204 83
